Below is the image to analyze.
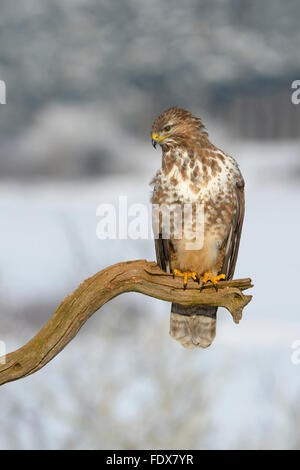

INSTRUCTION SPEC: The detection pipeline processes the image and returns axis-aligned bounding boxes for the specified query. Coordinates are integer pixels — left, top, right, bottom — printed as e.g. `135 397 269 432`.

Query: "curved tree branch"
0 260 253 386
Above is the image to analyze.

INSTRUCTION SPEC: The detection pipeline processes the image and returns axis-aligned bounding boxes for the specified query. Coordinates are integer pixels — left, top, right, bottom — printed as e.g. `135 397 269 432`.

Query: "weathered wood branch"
0 260 253 386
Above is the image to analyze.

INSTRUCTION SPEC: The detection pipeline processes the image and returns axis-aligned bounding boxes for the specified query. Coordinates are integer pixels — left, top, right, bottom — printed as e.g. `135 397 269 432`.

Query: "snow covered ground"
0 138 300 449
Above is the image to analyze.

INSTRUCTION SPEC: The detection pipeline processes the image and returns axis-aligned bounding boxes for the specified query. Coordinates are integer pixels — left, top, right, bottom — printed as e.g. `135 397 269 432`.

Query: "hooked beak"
152 133 159 149
151 132 171 149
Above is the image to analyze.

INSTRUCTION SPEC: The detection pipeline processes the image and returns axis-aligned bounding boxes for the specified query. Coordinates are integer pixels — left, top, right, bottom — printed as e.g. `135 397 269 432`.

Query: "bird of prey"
150 107 245 348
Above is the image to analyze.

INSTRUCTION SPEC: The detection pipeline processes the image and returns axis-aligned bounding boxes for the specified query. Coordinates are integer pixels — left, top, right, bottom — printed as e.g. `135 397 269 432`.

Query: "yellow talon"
173 269 199 289
200 272 226 292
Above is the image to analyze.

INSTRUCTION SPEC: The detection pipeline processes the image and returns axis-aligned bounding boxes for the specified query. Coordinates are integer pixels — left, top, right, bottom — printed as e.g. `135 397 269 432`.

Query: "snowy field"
0 138 300 449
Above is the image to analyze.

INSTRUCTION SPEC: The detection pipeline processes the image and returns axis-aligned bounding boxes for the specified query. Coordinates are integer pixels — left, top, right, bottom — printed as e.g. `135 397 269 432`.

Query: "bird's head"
151 107 206 149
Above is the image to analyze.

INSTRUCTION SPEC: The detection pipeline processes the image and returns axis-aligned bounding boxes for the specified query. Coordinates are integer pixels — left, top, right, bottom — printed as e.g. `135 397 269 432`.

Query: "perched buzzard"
150 107 245 348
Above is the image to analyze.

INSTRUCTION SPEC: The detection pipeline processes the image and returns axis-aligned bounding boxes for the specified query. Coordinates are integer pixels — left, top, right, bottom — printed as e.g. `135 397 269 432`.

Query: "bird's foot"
199 272 226 292
173 269 199 290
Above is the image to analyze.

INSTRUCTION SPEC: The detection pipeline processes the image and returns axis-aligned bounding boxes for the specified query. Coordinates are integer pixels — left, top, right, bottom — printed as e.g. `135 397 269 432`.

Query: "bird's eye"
163 125 171 132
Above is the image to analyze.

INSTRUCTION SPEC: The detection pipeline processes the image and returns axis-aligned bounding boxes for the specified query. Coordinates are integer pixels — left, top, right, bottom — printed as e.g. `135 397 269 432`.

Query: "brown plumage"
150 107 245 348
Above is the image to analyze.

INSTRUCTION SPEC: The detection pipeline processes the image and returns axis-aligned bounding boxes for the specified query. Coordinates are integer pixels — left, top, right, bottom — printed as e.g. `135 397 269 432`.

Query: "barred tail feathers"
170 303 217 348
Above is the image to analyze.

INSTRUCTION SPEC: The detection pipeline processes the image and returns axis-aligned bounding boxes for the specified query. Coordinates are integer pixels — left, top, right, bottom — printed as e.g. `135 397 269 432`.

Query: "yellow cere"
152 133 171 142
